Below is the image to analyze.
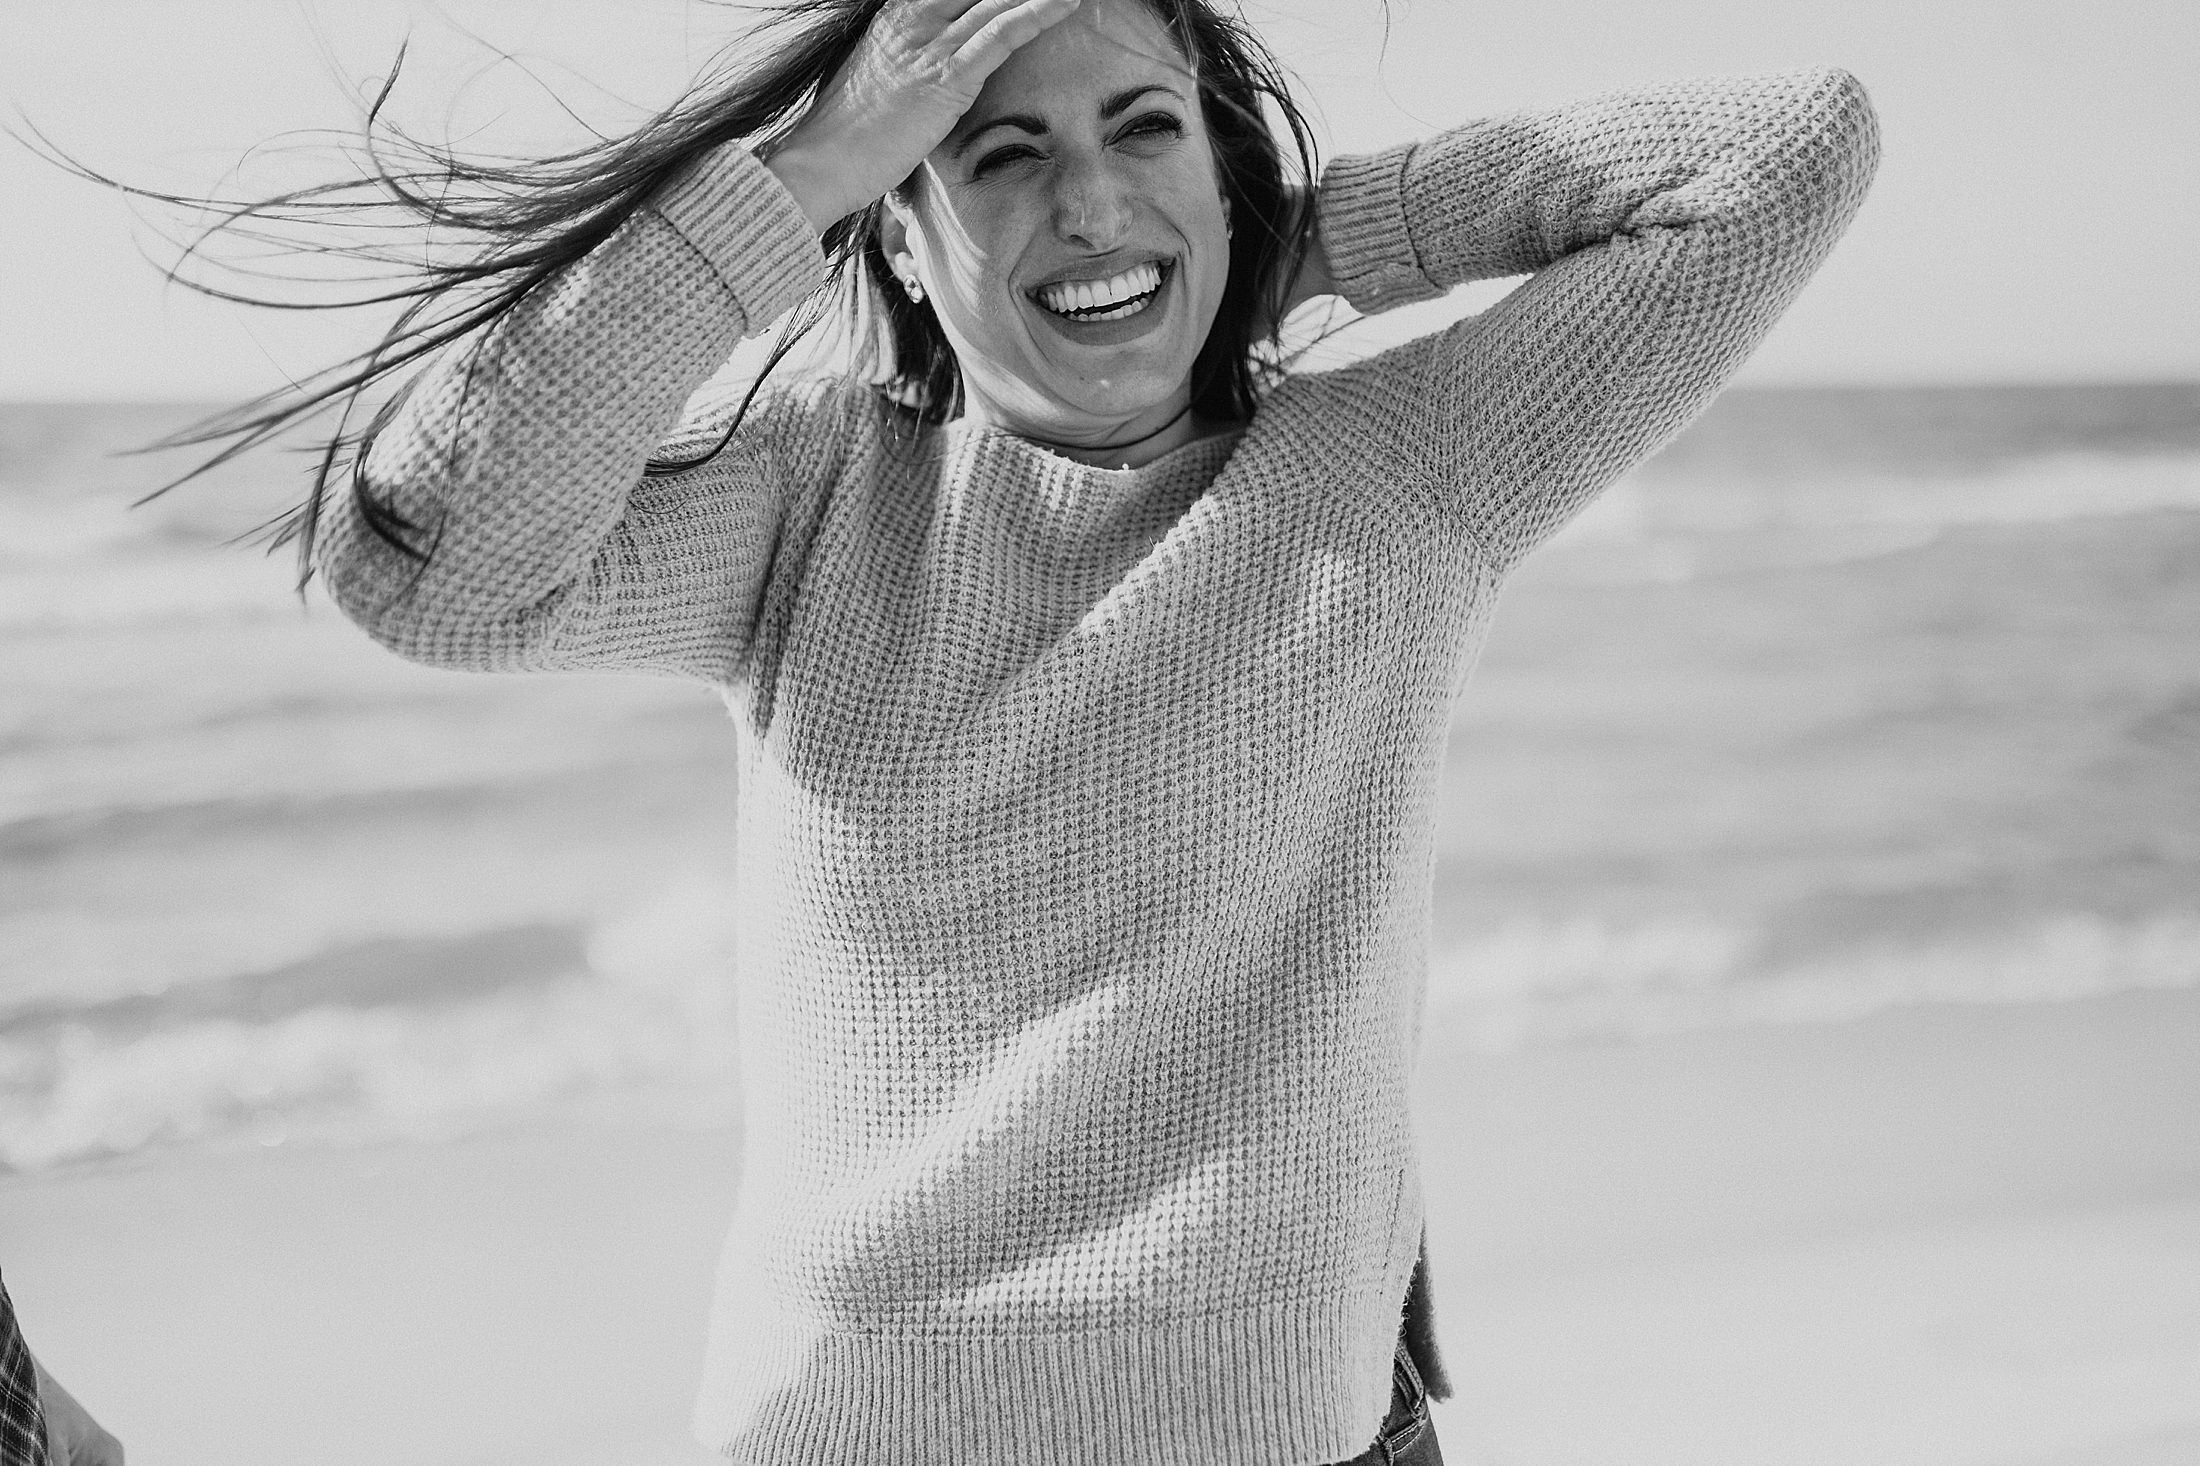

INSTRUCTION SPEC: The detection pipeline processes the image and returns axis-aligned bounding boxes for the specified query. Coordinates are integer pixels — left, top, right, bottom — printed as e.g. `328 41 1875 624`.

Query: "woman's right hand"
763 0 1084 233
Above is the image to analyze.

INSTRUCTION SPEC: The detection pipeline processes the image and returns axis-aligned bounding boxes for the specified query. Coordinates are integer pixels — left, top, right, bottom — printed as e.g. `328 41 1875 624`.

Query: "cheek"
912 204 1034 337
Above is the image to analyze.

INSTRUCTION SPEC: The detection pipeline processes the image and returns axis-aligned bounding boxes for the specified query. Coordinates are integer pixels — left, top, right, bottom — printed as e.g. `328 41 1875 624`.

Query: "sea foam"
1428 912 2200 1051
0 878 744 1172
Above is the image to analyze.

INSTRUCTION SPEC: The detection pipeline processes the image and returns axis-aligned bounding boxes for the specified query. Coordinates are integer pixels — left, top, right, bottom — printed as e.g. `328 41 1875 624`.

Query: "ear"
880 190 921 280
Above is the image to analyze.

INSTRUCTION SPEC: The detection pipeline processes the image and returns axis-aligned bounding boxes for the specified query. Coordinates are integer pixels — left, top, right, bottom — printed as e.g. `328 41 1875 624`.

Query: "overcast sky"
3 0 2194 399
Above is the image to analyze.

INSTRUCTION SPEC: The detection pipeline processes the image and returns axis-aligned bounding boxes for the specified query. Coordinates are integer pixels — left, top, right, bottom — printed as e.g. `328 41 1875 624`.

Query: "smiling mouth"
1033 260 1172 323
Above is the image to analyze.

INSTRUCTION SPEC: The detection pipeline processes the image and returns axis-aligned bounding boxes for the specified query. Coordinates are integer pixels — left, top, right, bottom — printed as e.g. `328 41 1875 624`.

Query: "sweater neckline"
944 416 1245 480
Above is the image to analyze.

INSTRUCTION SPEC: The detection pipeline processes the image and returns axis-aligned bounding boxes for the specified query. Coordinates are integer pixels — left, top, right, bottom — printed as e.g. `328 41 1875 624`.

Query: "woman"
281 0 1880 1459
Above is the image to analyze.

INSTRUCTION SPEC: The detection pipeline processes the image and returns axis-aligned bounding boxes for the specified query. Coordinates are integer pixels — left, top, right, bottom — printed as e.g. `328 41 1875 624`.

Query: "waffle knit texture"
320 68 1878 1465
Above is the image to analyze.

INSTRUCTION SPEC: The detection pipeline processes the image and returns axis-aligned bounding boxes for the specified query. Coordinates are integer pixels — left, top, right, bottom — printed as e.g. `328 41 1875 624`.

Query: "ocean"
4 384 2197 1172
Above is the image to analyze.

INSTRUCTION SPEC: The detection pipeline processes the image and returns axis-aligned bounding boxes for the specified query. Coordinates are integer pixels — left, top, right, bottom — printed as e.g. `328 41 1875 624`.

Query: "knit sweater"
321 67 1878 1466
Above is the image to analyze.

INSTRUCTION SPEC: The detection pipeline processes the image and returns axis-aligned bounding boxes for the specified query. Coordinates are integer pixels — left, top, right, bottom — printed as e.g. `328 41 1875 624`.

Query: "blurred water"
3 386 2197 1170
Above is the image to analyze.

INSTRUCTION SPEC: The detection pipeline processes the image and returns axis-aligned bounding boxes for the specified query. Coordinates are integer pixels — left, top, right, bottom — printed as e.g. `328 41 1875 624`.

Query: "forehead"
963 0 1195 117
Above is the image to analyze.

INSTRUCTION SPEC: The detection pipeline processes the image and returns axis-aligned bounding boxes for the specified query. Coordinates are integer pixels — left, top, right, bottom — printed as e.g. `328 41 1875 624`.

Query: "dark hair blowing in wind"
61 0 1323 584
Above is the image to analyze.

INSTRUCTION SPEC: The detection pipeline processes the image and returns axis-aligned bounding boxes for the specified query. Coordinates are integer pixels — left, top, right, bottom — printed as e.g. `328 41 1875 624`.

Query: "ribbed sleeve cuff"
1316 142 1446 316
651 142 826 338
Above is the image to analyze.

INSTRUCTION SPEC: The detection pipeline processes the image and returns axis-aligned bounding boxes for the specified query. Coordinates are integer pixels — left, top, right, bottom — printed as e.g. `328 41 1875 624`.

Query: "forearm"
320 144 822 669
1301 70 1878 570
763 142 862 237
1317 68 1879 315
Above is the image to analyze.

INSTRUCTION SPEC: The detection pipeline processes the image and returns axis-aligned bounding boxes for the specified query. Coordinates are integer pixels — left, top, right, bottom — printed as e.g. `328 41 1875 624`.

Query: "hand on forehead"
939 0 1198 163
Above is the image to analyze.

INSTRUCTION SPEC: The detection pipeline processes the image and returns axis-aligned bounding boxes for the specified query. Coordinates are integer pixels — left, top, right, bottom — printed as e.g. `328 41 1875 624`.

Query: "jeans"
1322 1336 1443 1466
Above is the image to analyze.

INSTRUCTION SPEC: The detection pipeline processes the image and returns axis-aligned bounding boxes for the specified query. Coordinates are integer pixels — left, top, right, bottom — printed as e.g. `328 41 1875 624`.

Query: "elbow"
1825 68 1884 192
1709 67 1881 260
317 488 522 673
318 542 460 671
316 434 524 671
315 477 433 651
1621 68 1881 252
350 469 440 566
1793 67 1884 226
325 569 556 675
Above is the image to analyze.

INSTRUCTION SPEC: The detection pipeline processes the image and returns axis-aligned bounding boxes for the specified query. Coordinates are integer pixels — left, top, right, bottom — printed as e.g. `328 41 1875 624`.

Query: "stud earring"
902 276 925 304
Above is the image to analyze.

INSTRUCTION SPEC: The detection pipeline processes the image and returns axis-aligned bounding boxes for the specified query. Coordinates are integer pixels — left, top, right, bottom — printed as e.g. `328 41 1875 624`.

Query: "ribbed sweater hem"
693 1288 1407 1466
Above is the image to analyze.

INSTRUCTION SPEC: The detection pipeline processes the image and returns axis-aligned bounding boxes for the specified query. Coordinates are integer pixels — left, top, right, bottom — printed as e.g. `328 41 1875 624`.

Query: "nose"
1051 156 1133 251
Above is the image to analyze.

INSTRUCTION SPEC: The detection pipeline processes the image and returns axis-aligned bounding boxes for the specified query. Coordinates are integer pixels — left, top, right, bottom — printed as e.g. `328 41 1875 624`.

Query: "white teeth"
1037 261 1165 318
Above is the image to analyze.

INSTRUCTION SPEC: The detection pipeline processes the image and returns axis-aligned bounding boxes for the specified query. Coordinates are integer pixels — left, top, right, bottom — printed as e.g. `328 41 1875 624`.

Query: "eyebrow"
950 83 1185 159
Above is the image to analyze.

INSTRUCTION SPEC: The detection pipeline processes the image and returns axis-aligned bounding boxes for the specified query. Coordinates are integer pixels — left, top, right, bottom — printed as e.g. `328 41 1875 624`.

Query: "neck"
963 394 1217 471
1025 403 1196 469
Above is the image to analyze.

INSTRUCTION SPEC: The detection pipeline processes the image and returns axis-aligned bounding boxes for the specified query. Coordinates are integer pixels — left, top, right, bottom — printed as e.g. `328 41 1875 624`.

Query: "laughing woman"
266 0 1880 1459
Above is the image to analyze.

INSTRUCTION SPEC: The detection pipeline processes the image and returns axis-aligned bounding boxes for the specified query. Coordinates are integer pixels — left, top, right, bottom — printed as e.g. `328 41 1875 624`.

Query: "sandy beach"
7 984 2195 1466
1419 987 2200 1466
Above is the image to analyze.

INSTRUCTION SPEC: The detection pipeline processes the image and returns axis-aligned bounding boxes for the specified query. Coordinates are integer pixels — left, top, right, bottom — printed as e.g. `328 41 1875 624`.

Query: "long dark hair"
50 0 1320 583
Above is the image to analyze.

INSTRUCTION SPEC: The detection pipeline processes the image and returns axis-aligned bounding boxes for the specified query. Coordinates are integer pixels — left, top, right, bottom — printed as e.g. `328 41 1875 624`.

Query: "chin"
1027 326 1210 417
1048 369 1190 422
971 348 1188 436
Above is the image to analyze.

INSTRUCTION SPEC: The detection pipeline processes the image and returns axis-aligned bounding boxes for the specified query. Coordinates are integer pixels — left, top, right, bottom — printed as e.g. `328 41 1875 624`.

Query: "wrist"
763 143 856 237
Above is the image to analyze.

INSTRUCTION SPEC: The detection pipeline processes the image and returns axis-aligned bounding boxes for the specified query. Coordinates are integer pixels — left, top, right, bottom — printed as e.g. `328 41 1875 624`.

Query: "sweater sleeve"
1312 68 1880 571
315 142 827 683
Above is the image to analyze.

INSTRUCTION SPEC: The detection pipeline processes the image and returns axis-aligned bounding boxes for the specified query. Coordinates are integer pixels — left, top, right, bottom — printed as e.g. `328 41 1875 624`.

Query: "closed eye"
1117 113 1184 145
971 114 1186 175
972 144 1043 175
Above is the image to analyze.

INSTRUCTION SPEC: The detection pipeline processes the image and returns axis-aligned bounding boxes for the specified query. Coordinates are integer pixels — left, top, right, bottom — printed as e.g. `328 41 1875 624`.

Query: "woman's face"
883 0 1231 446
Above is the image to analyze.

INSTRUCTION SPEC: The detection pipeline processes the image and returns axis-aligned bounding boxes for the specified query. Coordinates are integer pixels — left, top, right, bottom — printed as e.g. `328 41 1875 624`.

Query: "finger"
901 0 1028 38
946 0 1081 69
908 0 1002 18
936 0 1056 46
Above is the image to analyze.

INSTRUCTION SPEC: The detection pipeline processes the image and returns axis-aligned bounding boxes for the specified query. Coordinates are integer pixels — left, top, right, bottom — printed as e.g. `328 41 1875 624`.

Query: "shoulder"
1240 331 1504 553
1252 333 1454 474
651 368 893 482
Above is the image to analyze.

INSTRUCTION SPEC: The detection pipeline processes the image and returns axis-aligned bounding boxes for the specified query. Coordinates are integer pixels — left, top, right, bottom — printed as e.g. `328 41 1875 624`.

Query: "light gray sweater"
322 67 1878 1466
